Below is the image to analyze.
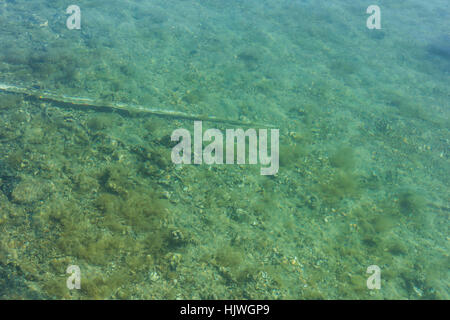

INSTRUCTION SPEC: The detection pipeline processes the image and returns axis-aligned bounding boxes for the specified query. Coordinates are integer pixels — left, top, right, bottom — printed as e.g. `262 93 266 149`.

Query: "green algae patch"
397 189 426 216
318 170 360 205
329 146 356 171
215 246 243 269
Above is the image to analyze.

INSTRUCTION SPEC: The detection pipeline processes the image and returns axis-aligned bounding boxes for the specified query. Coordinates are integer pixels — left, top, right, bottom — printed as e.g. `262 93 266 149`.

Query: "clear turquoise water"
0 0 448 299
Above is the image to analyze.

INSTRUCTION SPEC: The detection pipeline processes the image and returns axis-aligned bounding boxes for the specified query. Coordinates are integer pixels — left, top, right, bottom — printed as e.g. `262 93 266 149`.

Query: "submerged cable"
0 83 275 127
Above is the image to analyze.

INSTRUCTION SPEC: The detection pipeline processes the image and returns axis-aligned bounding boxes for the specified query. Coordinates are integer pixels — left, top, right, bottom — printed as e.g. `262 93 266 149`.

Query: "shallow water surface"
0 0 448 299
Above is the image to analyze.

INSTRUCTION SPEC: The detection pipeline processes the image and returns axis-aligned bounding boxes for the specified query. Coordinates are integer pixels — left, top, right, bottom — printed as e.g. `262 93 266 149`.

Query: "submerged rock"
11 178 51 204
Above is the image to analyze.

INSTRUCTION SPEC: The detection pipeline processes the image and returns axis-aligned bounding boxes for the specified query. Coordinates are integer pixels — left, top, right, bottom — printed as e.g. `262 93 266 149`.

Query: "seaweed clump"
34 164 173 299
329 146 356 171
316 146 361 206
397 190 426 216
319 170 359 204
215 246 243 268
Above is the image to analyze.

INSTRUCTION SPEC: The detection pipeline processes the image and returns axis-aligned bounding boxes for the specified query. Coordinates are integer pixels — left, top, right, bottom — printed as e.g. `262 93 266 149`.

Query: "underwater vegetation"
182 89 206 105
33 168 179 298
0 93 191 298
379 89 430 122
329 57 361 77
86 116 110 132
279 142 306 169
0 93 23 111
214 245 243 269
318 169 360 205
0 0 448 301
329 146 356 171
397 189 427 220
311 146 361 206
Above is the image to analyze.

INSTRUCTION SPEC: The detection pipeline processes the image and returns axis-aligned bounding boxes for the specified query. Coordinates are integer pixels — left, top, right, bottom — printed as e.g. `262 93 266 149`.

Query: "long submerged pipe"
0 83 275 128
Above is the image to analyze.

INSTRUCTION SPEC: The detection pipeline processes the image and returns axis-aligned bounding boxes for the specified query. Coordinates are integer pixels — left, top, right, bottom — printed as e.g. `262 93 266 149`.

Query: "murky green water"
0 0 448 299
